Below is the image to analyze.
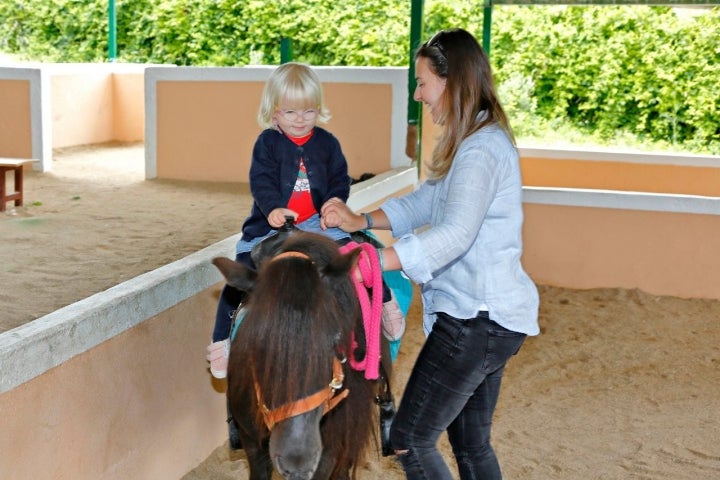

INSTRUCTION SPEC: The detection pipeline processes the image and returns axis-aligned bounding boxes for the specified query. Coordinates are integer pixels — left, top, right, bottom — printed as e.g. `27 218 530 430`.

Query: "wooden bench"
1 158 37 212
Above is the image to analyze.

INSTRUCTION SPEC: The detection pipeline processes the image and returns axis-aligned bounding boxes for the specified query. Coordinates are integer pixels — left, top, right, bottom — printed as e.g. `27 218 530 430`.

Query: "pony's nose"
274 455 316 480
269 406 324 478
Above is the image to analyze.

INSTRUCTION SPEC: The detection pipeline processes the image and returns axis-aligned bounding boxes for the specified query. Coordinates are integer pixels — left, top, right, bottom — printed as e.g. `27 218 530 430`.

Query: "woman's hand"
268 208 297 228
320 198 361 231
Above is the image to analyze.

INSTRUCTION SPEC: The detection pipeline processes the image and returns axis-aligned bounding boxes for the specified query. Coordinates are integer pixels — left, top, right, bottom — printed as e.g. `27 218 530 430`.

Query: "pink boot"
381 293 406 342
206 338 229 379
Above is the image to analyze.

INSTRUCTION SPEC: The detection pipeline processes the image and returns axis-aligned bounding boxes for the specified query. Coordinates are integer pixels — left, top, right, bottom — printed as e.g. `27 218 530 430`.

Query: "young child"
206 62 404 379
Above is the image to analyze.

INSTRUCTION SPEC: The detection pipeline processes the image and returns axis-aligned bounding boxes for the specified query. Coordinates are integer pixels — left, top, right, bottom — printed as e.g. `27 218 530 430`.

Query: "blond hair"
257 62 331 128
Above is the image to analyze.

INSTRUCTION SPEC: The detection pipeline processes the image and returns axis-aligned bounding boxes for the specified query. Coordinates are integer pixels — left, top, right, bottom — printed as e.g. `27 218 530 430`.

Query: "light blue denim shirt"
382 123 539 337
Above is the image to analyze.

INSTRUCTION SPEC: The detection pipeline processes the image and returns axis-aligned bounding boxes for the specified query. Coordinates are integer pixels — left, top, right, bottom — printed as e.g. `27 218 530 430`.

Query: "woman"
321 28 539 479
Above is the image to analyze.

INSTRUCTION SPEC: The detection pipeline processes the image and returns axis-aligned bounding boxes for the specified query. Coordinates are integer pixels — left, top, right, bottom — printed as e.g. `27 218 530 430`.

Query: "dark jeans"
390 311 526 480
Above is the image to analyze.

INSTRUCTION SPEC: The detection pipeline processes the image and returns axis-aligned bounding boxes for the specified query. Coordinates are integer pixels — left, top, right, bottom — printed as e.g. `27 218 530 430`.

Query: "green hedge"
0 1 717 153
492 6 720 152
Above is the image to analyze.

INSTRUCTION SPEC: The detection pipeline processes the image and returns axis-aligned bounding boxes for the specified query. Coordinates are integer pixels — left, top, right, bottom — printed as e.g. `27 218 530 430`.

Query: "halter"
253 249 350 431
255 356 349 431
270 250 314 262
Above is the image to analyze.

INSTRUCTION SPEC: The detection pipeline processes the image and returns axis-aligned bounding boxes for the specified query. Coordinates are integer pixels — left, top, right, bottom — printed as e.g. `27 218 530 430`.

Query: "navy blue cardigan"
240 127 351 241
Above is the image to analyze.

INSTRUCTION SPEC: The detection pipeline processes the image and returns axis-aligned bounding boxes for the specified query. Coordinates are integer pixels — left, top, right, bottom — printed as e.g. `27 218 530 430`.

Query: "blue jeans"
390 311 526 480
212 251 253 342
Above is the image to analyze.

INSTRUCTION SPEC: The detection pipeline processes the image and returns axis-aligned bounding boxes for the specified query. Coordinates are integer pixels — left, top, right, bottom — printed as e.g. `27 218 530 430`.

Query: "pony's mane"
230 232 377 474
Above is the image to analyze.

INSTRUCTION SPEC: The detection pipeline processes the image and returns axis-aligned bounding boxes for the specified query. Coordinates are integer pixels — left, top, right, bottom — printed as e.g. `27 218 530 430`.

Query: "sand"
2 144 719 479
0 143 252 334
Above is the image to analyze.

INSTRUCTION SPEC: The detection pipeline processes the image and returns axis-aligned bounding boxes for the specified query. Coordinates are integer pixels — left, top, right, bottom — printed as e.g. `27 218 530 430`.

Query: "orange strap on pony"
256 357 349 431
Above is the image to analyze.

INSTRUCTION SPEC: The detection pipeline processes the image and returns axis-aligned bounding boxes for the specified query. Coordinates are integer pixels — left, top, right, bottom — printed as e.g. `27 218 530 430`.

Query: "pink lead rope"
339 241 383 380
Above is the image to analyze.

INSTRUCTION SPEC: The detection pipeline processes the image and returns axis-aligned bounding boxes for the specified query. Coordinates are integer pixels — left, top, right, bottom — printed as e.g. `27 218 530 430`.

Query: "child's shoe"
206 338 230 379
381 293 405 342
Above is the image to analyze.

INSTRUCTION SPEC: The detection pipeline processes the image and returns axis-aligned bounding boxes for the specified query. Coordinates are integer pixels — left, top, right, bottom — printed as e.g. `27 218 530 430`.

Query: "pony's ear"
325 247 361 278
211 257 257 293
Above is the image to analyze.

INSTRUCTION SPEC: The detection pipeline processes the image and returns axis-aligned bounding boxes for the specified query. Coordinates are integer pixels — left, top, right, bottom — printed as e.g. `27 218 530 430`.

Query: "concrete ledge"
347 165 418 211
0 234 239 395
523 186 720 216
519 145 719 168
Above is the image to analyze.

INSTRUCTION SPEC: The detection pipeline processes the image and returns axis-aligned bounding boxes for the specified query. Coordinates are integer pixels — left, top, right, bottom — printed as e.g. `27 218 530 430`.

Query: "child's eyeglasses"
279 109 318 121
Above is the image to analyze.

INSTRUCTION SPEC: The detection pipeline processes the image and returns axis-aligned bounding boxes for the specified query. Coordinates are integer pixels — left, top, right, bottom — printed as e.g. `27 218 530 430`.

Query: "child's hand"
268 208 297 228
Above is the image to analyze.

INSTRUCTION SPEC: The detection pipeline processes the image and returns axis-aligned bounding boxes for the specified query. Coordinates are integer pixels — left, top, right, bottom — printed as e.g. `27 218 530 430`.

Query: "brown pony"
212 231 391 480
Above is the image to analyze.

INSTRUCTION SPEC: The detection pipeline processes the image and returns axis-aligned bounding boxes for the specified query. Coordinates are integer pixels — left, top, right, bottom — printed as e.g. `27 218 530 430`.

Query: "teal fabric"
383 269 413 362
356 229 414 362
230 307 246 342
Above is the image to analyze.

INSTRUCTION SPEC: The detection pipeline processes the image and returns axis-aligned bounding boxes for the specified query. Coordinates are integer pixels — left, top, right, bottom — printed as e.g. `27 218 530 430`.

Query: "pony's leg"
380 336 393 379
311 449 343 480
240 432 273 480
378 337 396 456
227 400 242 450
231 403 272 479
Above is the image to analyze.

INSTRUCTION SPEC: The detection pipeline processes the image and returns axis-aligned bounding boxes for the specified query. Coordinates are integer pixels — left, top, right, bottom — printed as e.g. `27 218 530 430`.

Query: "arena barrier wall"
143 66 411 182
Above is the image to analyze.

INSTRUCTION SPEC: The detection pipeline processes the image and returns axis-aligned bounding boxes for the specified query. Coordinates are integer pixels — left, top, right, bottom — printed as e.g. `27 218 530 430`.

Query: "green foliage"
115 0 410 66
0 0 108 61
491 5 719 153
0 1 717 153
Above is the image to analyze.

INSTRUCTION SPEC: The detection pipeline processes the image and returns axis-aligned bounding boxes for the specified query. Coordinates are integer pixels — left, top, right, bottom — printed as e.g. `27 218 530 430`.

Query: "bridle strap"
256 357 349 431
271 250 311 262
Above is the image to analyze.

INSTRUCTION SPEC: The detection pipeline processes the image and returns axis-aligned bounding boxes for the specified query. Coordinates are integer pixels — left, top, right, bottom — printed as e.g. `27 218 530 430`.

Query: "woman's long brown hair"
416 28 515 179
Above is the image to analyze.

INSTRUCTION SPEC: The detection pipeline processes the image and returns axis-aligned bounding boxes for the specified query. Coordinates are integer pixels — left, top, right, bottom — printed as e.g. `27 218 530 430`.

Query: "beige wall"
0 64 145 171
523 203 720 299
521 156 720 197
0 78 33 159
145 66 411 182
156 80 265 182
323 83 393 179
0 289 227 480
418 107 720 299
50 67 145 148
420 111 719 196
155 81 392 182
51 73 115 147
112 73 145 142
0 65 409 179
